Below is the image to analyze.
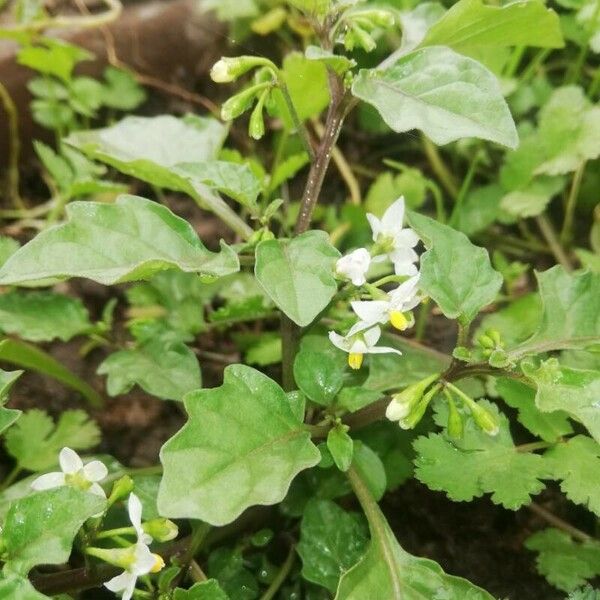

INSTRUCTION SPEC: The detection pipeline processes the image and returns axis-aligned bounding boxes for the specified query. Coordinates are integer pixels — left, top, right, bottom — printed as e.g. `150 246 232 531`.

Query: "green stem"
1 465 22 490
520 49 551 84
346 466 402 599
560 162 586 245
278 81 315 162
535 214 573 272
259 545 296 600
414 301 430 342
95 526 136 540
421 135 459 199
192 187 253 240
450 152 480 226
0 81 24 209
281 315 299 392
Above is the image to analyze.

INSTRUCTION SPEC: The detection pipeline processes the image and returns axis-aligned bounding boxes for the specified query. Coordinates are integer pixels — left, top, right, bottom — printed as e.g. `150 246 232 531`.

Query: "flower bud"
221 83 269 121
446 394 463 439
211 56 274 83
477 333 495 349
143 518 179 543
386 373 439 423
399 384 441 430
107 475 134 506
249 89 269 140
345 24 376 53
470 403 499 436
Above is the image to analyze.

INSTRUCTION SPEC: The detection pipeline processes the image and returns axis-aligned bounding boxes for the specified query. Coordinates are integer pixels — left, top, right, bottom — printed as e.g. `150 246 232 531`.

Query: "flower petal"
362 326 382 348
366 213 382 241
31 472 65 491
132 542 156 575
347 320 374 337
128 492 144 537
392 227 419 248
59 447 83 474
385 399 410 421
105 571 136 598
83 460 108 483
368 345 403 355
381 197 405 232
393 260 419 277
350 300 388 326
328 331 351 353
89 482 107 499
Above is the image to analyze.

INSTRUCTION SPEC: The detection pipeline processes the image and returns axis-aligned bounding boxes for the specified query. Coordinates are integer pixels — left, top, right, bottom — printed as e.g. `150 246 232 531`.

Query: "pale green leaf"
500 176 565 218
0 195 239 287
525 359 600 445
297 499 368 593
255 230 340 327
335 499 494 599
327 428 354 472
0 369 23 435
174 161 261 208
0 290 91 342
0 573 49 599
6 409 100 472
545 435 600 516
98 339 201 402
173 580 229 599
496 378 572 443
352 47 518 148
420 0 564 53
414 401 549 509
453 184 503 236
407 212 502 324
158 364 320 525
3 487 105 575
305 46 356 74
526 528 600 592
511 267 600 358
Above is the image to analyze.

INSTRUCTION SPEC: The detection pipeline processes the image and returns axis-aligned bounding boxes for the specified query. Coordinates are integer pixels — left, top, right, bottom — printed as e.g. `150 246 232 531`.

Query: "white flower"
31 447 108 498
329 326 402 370
335 248 371 286
350 274 422 333
367 197 419 275
104 494 164 600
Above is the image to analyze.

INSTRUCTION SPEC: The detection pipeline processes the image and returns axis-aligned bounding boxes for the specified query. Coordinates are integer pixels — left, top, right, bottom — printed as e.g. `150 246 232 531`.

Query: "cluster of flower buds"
329 197 423 369
454 327 512 369
210 56 280 140
385 376 500 438
335 7 396 53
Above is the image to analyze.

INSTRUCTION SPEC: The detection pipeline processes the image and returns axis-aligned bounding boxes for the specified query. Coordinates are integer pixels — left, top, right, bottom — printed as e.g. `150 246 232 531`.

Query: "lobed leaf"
158 364 320 525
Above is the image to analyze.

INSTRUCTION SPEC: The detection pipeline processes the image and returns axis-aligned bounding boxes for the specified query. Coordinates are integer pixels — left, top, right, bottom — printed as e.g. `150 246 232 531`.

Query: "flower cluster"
32 448 168 600
330 197 423 369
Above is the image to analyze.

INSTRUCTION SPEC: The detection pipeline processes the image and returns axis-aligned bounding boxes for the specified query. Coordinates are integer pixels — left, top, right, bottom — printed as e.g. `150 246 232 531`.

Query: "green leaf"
98 339 201 402
305 46 356 74
500 176 565 218
158 364 320 525
268 152 310 193
352 442 387 502
174 161 261 208
17 38 91 82
511 267 600 358
255 231 340 327
0 369 23 435
534 86 600 176
352 47 518 148
0 339 102 408
6 409 100 472
545 435 600 516
496 378 572 443
453 184 503 236
335 498 494 600
65 115 252 236
407 212 502 324
3 487 105 575
0 195 239 287
293 340 345 406
526 528 600 592
173 580 229 599
0 236 19 266
0 290 91 342
568 587 600 600
419 0 564 54
269 52 330 128
525 359 600 444
101 66 147 111
297 499 368 593
0 573 49 599
327 427 354 472
414 401 549 509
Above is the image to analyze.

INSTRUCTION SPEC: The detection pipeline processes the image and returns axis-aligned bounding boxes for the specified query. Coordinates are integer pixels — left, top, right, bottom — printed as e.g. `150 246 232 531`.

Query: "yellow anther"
390 311 409 331
150 554 165 573
348 353 364 370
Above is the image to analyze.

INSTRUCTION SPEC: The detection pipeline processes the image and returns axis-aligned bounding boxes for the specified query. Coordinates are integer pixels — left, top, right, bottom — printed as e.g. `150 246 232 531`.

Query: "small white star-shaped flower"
329 326 402 369
335 248 372 286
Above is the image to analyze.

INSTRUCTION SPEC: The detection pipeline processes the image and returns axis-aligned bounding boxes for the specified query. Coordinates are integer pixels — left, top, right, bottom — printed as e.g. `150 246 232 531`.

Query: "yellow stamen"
150 554 165 573
348 352 364 370
390 311 409 331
